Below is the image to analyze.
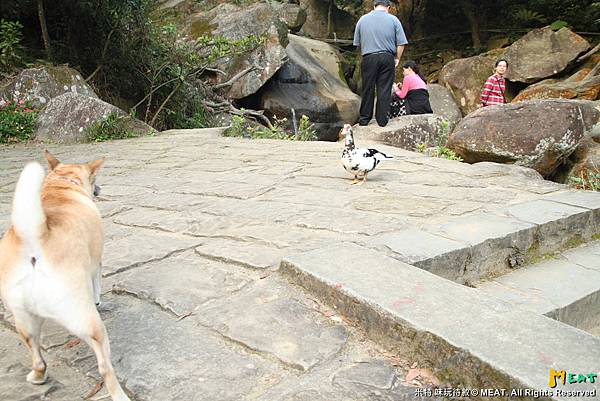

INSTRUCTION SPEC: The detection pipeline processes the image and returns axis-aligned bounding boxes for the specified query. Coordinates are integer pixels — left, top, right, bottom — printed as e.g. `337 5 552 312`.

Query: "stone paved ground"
0 128 594 400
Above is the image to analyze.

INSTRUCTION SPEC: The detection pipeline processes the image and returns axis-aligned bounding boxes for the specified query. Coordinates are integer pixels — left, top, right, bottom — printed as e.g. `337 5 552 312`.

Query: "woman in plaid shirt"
481 59 508 107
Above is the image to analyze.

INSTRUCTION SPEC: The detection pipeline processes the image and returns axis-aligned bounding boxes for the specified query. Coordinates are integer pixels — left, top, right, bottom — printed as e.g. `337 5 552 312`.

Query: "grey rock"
447 99 600 177
0 66 97 109
190 3 288 99
504 27 591 84
298 0 356 40
353 114 452 150
259 34 361 141
438 49 504 115
35 93 155 144
428 83 463 128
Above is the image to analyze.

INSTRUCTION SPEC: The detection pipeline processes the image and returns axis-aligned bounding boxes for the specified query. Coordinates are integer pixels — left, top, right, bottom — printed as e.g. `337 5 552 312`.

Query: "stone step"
478 241 600 333
281 243 600 401
365 191 600 285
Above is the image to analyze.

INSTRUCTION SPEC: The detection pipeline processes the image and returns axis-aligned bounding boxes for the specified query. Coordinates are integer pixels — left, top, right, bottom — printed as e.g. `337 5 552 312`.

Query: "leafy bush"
0 19 23 76
85 113 142 142
0 99 38 143
569 169 600 191
296 115 317 141
224 112 317 141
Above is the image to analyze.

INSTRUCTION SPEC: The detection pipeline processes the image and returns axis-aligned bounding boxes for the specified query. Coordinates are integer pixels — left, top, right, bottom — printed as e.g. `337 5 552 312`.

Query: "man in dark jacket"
353 0 408 127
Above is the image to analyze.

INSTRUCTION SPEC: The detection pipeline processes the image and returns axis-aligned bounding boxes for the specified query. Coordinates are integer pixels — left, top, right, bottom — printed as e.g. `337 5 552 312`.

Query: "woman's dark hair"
402 60 427 82
495 58 508 67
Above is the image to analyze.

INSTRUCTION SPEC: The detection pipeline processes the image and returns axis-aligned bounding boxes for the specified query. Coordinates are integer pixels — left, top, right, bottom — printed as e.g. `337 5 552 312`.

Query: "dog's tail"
11 162 47 244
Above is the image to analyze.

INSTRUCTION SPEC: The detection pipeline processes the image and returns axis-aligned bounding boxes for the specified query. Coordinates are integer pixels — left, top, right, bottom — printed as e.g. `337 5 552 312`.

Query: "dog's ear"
45 150 61 170
88 158 105 177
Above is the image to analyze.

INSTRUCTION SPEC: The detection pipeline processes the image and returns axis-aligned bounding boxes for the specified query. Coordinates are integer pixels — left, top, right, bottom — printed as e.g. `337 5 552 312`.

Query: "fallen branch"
230 106 274 130
584 61 600 81
576 42 600 63
212 65 257 90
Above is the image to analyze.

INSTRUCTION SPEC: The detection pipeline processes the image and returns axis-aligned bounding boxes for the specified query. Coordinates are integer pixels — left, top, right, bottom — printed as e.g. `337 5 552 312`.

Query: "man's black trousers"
359 52 395 127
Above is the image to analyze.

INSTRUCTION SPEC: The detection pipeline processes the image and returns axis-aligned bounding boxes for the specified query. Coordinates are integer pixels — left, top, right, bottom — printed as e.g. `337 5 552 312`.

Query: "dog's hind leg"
93 265 102 307
14 312 47 384
80 310 131 401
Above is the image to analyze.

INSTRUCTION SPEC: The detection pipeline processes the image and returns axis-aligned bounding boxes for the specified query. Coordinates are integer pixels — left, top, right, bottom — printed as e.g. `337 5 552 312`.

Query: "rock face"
258 34 360 141
512 65 600 102
353 114 451 150
438 49 504 116
298 0 356 40
0 66 97 108
566 138 600 183
273 2 307 32
447 100 600 178
35 93 154 144
189 3 290 99
428 84 462 131
503 27 590 84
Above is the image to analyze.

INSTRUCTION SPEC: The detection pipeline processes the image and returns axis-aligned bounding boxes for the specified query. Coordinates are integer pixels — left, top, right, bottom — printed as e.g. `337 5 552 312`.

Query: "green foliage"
432 146 464 161
85 113 142 142
297 115 317 141
435 119 451 147
568 169 600 191
0 99 38 143
512 8 546 25
225 112 316 141
549 20 570 30
0 19 23 76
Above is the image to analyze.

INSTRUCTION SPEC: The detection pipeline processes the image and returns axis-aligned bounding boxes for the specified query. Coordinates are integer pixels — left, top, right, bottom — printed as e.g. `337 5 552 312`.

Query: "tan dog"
0 151 130 401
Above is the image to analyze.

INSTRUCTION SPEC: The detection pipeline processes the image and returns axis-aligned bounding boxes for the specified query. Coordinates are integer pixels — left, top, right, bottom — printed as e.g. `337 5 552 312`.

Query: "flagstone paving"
1 128 599 400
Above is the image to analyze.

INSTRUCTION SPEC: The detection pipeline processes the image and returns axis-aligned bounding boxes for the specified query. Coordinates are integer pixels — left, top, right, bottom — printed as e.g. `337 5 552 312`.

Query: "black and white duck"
339 124 392 185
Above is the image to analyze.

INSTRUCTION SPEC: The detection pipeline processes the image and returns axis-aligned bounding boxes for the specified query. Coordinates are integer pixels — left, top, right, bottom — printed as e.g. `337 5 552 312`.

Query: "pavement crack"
104 244 200 277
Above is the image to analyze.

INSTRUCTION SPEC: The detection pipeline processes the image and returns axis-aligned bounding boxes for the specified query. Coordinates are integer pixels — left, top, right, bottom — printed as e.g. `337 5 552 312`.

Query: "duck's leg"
357 173 367 185
351 174 360 185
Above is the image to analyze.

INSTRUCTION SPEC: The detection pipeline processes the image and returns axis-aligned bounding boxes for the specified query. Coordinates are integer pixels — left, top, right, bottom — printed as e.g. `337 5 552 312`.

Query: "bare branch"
86 29 115 82
584 61 600 81
576 42 600 63
212 65 257 90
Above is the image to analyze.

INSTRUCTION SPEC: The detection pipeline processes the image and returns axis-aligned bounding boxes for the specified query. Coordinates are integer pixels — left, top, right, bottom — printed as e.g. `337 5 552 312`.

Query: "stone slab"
478 240 600 332
106 250 252 316
196 277 349 372
0 326 100 401
281 243 600 400
366 229 471 281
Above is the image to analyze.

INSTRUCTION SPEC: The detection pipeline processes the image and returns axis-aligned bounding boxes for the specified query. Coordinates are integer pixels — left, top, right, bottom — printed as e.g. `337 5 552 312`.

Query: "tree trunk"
460 0 481 49
37 0 51 57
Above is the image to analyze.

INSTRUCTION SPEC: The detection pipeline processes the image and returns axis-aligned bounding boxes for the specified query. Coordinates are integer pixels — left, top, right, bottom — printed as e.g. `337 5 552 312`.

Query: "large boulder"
438 49 504 116
35 93 154 144
257 34 360 141
298 0 356 40
447 99 600 178
353 114 451 150
512 59 600 102
503 27 591 84
566 138 600 184
188 3 290 99
0 66 97 108
428 84 462 131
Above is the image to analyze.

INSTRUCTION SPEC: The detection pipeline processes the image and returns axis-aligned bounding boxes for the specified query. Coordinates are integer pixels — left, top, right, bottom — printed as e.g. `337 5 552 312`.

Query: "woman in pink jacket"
388 60 433 118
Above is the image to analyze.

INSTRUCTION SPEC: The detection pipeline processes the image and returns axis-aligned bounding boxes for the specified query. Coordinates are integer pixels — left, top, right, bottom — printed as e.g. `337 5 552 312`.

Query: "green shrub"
224 113 317 141
569 169 600 191
296 115 317 141
85 112 142 142
0 99 38 143
0 19 23 76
